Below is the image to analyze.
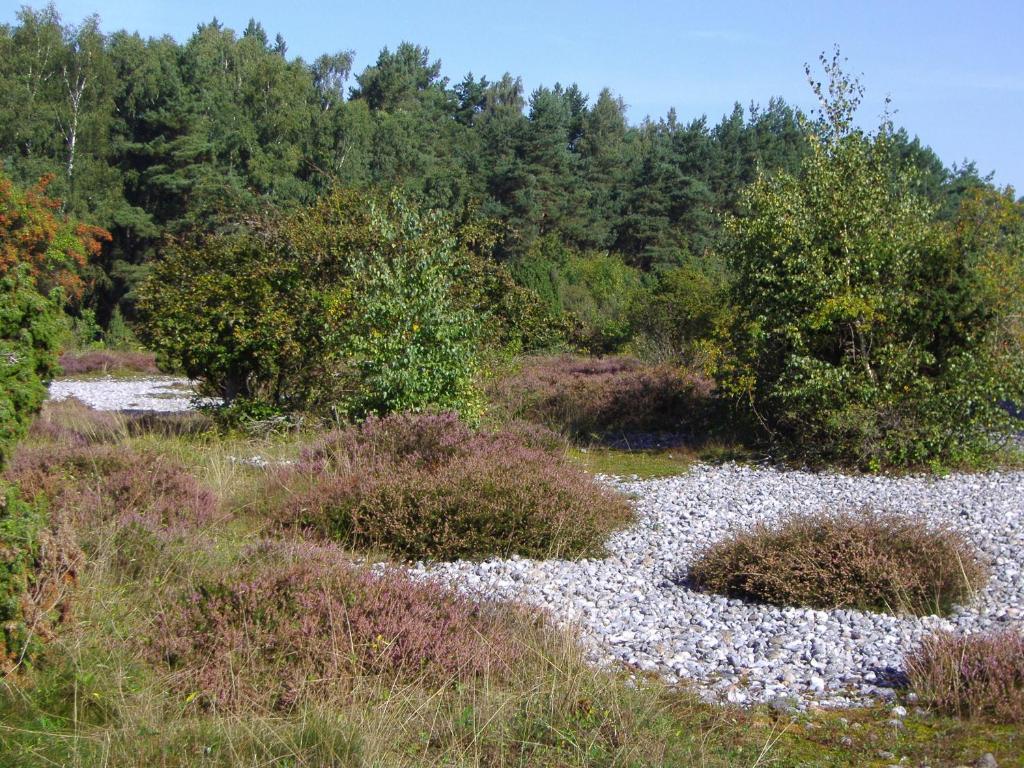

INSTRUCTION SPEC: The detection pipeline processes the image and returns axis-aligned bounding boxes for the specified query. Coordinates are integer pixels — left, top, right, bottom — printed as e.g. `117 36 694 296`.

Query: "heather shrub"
688 509 987 615
28 398 128 446
268 412 631 560
906 629 1024 723
0 482 79 672
6 443 218 540
151 541 538 711
487 354 714 440
58 349 160 376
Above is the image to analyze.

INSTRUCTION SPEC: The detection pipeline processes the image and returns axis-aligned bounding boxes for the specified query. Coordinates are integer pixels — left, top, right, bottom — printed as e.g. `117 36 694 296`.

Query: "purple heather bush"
58 350 160 376
486 354 714 440
151 540 541 711
906 629 1024 724
265 412 632 561
6 442 218 540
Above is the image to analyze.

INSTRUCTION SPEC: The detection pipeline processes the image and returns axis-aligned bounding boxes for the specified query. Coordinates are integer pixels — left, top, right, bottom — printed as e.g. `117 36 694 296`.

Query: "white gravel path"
48 376 212 412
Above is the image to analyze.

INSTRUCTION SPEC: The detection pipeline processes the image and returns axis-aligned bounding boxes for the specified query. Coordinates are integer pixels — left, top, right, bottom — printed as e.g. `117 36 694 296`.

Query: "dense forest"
0 5 996 346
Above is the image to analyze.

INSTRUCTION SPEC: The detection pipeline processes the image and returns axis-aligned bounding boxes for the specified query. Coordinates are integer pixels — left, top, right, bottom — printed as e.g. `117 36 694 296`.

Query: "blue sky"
8 0 1023 190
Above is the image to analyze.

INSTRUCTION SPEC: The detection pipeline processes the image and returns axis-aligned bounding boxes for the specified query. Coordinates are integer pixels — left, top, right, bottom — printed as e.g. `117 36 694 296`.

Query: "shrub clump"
6 442 218 539
487 354 713 440
0 482 79 672
722 57 1024 469
688 509 987 615
906 629 1024 724
139 189 483 420
267 412 632 561
58 350 159 376
151 541 539 711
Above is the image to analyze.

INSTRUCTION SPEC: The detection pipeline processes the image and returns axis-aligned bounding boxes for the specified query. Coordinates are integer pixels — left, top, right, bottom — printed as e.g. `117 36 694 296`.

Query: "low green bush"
0 268 63 468
688 509 987 615
139 189 486 420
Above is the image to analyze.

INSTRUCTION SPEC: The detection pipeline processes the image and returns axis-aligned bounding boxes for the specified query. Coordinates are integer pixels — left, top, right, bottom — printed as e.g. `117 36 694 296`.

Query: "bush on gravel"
688 508 987 615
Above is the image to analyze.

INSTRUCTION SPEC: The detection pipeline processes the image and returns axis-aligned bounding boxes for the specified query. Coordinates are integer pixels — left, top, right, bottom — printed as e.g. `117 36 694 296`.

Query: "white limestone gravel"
48 376 212 412
411 464 1024 709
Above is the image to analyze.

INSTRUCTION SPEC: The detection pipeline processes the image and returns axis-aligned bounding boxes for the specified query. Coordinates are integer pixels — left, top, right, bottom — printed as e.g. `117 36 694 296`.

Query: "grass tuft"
906 629 1024 724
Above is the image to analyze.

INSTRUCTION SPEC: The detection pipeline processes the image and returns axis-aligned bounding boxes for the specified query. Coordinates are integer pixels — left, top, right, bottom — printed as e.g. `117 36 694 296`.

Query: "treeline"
0 5 994 345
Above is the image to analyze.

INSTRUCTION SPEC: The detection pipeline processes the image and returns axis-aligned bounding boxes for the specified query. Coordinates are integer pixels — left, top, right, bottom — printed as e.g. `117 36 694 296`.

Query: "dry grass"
688 509 988 615
58 350 160 376
906 629 1024 723
263 412 633 561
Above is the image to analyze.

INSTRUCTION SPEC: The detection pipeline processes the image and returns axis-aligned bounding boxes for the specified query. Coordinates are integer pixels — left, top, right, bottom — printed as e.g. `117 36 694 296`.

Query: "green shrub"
688 509 987 615
627 257 733 366
0 268 63 469
722 57 1024 468
511 237 644 354
140 189 483 420
0 172 100 673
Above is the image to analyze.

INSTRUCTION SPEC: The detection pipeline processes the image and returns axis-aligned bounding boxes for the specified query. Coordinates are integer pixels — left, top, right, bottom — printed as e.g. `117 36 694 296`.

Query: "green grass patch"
568 446 696 479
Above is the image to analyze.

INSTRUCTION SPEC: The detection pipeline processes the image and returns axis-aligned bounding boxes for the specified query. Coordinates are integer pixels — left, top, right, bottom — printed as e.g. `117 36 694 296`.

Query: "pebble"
48 376 215 412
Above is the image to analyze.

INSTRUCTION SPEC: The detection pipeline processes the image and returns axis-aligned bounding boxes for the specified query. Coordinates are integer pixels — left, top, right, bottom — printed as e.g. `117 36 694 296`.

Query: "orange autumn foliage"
0 172 110 300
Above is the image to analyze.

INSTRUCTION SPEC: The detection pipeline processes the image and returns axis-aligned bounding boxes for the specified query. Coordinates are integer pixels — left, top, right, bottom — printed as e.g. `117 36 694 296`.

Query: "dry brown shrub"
150 540 543 711
486 354 714 439
265 412 632 561
906 629 1024 723
688 509 987 615
58 350 160 375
